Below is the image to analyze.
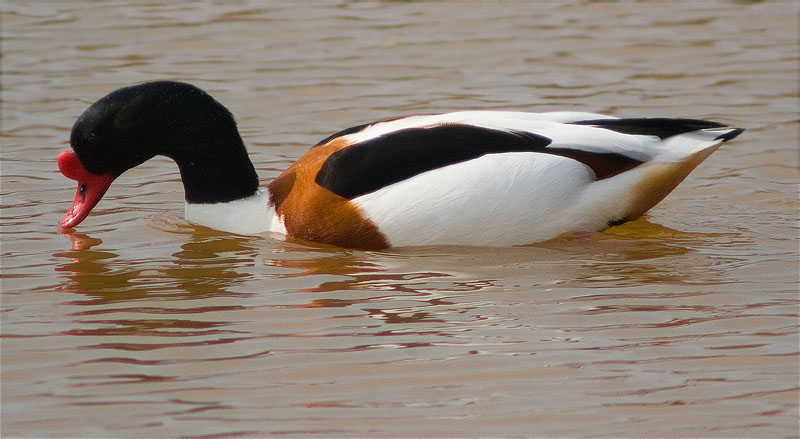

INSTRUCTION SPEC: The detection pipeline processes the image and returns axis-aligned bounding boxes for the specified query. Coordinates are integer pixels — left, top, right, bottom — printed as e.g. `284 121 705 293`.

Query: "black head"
68 81 259 203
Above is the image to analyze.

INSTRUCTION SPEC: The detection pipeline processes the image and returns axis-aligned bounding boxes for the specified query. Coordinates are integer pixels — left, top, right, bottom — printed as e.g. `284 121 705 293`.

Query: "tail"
660 123 744 159
623 122 744 220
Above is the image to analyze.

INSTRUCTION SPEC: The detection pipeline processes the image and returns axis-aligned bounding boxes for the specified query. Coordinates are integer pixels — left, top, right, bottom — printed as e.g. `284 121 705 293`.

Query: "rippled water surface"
2 2 798 437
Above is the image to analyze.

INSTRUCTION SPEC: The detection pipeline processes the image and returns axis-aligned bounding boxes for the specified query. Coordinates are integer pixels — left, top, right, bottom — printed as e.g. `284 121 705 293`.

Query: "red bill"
58 150 114 230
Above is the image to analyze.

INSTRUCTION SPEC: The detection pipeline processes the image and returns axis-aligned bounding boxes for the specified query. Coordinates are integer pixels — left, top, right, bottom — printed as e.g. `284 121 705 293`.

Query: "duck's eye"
79 183 87 199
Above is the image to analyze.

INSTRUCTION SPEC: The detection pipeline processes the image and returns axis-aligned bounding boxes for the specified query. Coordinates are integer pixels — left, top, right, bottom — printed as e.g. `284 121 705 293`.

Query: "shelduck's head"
58 81 259 230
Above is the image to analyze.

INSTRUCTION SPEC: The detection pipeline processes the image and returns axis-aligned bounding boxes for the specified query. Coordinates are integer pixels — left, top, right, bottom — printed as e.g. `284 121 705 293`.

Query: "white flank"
184 190 285 235
352 152 603 247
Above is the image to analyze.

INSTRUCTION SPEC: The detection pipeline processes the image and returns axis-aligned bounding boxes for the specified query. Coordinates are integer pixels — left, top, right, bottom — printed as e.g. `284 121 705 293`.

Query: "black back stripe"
315 125 552 199
570 118 727 139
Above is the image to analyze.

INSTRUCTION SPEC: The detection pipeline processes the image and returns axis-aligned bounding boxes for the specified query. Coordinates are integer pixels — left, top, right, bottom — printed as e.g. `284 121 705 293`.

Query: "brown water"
2 2 798 438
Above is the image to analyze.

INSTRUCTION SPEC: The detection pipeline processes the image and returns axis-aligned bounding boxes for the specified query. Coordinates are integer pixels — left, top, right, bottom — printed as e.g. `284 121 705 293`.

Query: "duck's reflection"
54 232 143 301
55 228 260 303
52 216 739 335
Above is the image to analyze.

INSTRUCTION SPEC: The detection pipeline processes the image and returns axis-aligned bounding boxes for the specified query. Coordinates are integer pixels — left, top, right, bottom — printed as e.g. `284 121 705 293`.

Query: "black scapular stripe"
570 118 728 139
315 125 553 199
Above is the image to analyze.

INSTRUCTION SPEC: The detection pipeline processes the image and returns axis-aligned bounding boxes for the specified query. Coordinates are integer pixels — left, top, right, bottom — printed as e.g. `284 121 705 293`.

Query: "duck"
58 81 743 250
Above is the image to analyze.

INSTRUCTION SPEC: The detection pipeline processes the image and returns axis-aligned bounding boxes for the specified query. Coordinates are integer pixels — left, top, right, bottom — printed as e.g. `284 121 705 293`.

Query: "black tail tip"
715 127 744 142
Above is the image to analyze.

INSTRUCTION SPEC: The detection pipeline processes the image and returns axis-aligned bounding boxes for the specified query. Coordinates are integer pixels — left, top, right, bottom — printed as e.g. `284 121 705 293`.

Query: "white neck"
184 189 285 235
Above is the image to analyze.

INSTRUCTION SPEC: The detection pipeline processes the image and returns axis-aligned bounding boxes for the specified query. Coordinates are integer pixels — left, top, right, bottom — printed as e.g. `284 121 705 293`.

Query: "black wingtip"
715 127 744 142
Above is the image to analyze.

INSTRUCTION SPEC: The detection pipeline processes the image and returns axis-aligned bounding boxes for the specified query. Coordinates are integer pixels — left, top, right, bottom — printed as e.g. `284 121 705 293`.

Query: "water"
2 2 798 437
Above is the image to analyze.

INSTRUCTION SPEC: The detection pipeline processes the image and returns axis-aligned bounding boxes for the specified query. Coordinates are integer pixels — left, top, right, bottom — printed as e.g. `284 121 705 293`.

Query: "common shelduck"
58 81 743 249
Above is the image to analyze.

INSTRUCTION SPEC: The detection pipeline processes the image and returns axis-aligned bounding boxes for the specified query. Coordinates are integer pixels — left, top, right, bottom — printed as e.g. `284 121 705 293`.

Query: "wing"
313 112 743 200
313 113 662 200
